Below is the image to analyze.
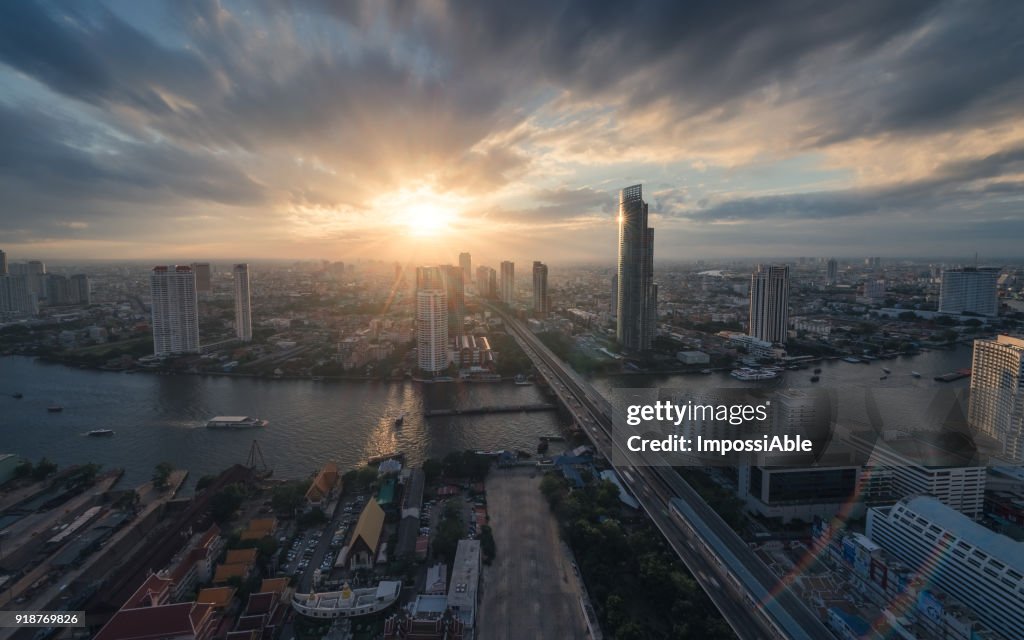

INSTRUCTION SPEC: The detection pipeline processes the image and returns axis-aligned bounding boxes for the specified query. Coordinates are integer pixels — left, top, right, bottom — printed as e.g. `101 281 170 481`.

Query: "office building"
499 261 515 305
532 261 549 318
150 266 200 356
416 266 448 374
939 267 1000 317
0 249 6 276
969 335 1024 462
459 252 472 285
847 432 986 519
476 266 496 299
0 274 36 316
749 264 790 345
190 263 212 294
233 264 252 342
866 496 1024 640
616 184 657 352
442 264 465 337
826 258 837 285
71 274 90 305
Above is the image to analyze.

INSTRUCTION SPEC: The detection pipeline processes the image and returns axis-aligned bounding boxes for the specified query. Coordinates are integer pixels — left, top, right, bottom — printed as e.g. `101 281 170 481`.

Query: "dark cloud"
681 145 1024 223
0 0 1022 255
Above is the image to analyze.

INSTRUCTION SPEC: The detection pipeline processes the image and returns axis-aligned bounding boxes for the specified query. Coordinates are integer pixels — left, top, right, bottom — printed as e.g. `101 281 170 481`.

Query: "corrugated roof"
196 586 236 609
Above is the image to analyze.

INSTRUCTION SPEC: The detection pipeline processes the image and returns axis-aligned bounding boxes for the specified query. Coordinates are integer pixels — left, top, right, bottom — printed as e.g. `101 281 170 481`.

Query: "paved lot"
479 468 589 640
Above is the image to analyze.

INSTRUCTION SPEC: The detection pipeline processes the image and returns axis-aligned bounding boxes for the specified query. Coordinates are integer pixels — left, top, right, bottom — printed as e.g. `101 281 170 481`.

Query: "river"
0 345 974 488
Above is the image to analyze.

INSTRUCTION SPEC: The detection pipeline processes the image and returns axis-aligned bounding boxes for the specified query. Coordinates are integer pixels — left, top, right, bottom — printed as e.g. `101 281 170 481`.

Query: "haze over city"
2 0 1023 263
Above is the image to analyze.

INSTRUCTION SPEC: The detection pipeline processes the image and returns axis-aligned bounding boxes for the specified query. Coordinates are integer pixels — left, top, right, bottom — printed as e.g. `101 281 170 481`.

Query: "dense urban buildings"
749 264 790 345
149 265 200 356
233 263 253 342
866 496 1024 640
615 184 656 352
969 335 1024 462
532 260 549 319
939 266 1000 316
499 261 514 305
415 266 448 374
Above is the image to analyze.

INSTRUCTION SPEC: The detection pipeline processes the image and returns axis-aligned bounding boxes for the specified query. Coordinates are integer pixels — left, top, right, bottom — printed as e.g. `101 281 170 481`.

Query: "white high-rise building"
499 261 515 305
939 267 1000 317
969 335 1024 461
233 263 252 342
150 265 199 356
749 264 790 345
0 274 36 316
866 496 1024 640
416 265 449 374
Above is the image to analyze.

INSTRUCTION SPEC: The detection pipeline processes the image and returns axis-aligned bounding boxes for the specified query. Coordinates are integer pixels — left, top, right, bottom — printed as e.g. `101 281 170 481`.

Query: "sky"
1 0 1023 264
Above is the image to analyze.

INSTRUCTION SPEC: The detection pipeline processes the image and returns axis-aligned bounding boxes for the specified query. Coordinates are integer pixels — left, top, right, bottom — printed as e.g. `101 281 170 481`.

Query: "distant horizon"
2 2 1024 260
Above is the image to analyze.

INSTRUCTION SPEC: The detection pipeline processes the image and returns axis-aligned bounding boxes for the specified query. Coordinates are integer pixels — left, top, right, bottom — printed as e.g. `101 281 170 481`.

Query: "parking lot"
479 468 589 639
280 493 367 591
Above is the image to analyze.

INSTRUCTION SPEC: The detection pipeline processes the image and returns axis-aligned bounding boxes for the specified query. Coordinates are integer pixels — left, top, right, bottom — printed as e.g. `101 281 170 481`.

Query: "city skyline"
2 1 1024 262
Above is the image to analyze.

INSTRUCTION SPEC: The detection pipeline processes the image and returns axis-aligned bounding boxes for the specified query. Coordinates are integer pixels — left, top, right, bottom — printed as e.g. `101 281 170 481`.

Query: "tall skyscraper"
476 266 496 299
459 252 472 285
939 267 1000 317
441 264 465 337
0 274 36 316
191 263 212 294
826 258 837 285
969 335 1024 461
416 266 448 374
26 260 46 300
749 264 790 345
0 249 7 276
532 261 549 318
44 274 71 305
499 261 515 305
616 184 656 352
70 274 90 305
150 266 200 356
233 264 253 342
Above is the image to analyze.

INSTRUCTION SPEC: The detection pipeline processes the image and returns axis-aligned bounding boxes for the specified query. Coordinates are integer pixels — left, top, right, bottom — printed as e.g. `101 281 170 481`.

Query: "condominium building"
442 264 465 337
969 335 1024 462
616 184 657 352
416 266 448 374
939 267 1000 317
0 274 36 317
749 264 790 345
499 261 514 305
150 266 200 356
866 496 1024 640
233 264 252 342
532 260 549 318
826 258 837 285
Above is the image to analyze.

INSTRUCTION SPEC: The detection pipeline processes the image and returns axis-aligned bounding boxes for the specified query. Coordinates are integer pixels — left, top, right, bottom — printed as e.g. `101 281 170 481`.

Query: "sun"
404 201 453 237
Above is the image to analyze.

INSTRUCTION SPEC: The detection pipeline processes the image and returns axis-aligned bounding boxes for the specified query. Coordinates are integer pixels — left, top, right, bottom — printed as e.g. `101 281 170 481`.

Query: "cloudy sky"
1 0 1022 264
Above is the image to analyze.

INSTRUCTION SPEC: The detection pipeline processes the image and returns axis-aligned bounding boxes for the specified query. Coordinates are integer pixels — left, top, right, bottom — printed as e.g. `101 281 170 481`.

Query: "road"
479 468 588 640
492 306 833 640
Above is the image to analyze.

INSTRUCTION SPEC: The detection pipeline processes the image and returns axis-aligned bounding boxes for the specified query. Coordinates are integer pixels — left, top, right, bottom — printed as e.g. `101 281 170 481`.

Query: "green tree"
210 483 246 522
32 457 57 481
152 462 173 490
479 525 496 564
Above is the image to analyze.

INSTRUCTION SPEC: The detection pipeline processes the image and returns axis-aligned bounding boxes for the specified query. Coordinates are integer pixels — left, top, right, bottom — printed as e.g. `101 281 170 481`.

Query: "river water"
0 345 973 487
